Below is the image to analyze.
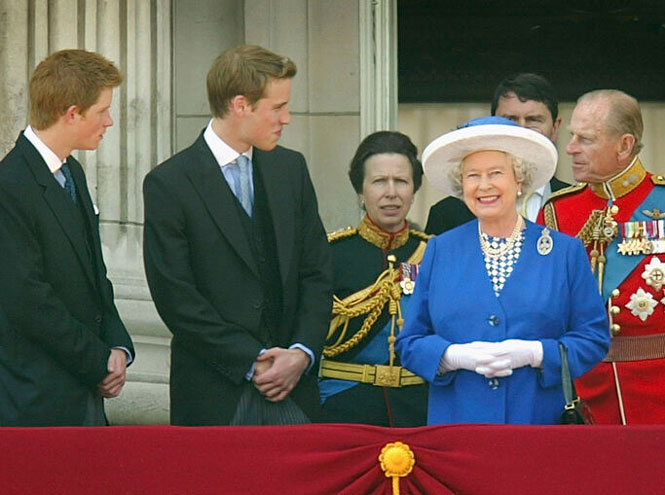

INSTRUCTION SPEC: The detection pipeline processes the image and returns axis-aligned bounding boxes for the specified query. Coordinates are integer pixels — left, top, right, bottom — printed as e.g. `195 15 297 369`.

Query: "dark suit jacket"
425 176 570 235
0 133 134 426
143 132 332 425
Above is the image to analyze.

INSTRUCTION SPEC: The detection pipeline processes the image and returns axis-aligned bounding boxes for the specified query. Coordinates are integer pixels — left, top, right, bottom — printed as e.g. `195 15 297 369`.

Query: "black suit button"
94 315 103 324
488 315 499 326
253 301 263 309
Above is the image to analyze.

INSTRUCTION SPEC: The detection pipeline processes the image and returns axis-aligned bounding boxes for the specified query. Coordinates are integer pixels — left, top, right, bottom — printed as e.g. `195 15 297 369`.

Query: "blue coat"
396 220 610 425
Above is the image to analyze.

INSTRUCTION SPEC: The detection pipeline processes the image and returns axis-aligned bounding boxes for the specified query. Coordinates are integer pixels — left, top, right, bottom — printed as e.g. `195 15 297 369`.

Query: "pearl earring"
517 190 522 197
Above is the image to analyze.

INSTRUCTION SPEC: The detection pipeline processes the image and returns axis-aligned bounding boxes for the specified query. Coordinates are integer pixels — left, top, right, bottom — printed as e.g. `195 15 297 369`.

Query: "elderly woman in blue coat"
396 116 610 425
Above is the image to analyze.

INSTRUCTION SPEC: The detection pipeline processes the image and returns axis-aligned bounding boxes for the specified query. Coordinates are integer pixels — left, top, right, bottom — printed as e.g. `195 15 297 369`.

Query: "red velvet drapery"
2 423 663 494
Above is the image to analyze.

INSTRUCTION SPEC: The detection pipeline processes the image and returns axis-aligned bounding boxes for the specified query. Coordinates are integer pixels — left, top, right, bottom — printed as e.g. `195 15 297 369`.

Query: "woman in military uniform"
319 131 429 427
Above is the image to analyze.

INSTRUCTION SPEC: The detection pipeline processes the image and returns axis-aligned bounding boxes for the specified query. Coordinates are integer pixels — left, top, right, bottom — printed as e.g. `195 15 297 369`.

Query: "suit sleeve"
0 185 111 387
143 170 265 384
289 155 333 368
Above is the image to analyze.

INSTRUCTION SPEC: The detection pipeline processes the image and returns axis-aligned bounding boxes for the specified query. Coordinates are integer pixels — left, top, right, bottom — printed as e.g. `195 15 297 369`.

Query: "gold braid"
324 269 398 357
324 241 427 359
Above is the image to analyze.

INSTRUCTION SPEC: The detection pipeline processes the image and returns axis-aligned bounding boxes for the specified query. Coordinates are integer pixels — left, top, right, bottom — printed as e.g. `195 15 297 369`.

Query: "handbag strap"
559 343 576 406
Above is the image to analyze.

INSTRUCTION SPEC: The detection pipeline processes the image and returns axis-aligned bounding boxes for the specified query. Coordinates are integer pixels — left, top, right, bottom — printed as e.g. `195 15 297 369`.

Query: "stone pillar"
245 0 374 231
0 0 173 424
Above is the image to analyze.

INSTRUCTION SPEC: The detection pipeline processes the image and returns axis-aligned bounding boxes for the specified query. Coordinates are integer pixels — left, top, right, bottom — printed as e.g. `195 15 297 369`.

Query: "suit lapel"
68 157 104 278
254 148 294 288
185 136 258 277
18 137 96 288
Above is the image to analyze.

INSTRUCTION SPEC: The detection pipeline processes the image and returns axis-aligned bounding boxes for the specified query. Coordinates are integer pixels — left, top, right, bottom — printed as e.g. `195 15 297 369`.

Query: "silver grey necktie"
235 154 253 216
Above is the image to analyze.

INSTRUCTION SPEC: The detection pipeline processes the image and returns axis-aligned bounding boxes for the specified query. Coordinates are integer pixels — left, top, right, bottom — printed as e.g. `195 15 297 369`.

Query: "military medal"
617 220 665 255
537 227 553 256
399 262 417 295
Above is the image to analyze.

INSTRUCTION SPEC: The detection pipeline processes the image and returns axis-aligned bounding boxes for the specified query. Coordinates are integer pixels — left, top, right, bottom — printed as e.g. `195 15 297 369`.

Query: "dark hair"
348 131 423 194
490 73 558 121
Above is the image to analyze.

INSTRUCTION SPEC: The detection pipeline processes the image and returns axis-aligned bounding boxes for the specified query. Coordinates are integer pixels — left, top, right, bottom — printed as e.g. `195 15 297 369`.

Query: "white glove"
488 339 544 371
439 342 513 378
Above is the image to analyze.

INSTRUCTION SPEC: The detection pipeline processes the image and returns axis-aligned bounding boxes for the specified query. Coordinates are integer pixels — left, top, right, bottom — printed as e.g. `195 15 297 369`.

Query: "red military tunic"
538 158 665 424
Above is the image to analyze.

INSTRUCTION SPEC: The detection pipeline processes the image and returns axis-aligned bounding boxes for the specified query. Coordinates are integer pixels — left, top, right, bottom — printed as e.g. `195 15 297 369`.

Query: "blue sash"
319 294 412 403
602 186 665 300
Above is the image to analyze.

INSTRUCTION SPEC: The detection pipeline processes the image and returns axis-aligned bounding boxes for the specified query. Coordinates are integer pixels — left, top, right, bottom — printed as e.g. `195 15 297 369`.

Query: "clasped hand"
252 347 310 402
442 339 543 378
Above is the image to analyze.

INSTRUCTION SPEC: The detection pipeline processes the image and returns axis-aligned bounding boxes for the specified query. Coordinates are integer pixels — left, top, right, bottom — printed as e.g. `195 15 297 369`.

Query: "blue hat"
422 115 558 198
458 115 519 129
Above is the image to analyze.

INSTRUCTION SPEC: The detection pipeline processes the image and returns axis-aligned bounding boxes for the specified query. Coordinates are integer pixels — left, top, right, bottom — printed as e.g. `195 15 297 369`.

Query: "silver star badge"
626 288 658 322
641 257 665 292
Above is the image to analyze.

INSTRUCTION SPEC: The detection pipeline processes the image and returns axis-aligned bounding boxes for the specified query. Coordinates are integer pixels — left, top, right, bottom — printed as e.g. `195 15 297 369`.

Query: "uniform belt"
319 359 425 387
603 334 665 362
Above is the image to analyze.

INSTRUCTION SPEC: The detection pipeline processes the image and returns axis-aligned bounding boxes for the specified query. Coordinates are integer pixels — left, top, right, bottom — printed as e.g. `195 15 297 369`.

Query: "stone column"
245 0 374 231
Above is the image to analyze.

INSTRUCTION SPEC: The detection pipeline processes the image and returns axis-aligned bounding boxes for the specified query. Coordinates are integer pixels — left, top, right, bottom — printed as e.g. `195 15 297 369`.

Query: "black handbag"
559 343 595 425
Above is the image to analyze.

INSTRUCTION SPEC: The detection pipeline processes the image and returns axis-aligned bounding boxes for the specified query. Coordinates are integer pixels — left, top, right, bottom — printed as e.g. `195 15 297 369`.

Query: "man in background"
0 49 134 426
425 73 568 234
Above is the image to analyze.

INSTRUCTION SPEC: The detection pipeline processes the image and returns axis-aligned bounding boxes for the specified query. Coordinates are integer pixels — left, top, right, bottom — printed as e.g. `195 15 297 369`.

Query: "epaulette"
327 226 357 243
651 175 665 186
409 229 433 241
543 182 587 205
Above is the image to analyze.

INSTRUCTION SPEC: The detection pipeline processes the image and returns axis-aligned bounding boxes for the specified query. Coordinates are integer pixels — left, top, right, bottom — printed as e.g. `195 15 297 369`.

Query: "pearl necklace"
478 215 525 258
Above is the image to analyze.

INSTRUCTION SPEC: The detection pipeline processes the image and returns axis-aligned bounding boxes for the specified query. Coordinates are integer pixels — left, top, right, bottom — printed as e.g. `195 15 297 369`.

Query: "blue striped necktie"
61 163 77 203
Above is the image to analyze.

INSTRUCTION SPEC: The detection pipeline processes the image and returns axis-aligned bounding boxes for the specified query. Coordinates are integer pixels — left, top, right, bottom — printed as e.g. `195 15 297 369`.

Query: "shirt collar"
203 119 253 167
23 125 65 173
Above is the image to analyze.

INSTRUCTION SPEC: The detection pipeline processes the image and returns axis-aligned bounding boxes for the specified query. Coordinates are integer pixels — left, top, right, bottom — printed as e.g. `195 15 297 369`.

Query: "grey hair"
447 151 534 198
577 89 643 155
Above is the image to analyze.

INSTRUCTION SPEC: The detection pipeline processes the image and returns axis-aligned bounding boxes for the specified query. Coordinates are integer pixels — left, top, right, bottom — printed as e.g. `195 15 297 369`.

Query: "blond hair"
29 49 122 130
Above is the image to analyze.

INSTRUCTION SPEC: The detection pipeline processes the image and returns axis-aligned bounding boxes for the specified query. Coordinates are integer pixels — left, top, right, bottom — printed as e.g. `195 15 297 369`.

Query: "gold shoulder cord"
575 206 618 291
324 240 428 360
328 226 357 243
409 229 433 242
543 202 559 230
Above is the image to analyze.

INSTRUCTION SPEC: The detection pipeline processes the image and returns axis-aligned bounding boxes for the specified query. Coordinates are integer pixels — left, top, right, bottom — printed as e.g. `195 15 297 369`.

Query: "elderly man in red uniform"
539 89 665 424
